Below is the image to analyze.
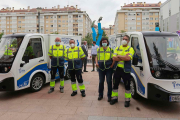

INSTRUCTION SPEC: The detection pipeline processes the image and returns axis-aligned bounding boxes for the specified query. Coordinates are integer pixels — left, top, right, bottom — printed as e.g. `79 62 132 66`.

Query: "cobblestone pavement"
0 67 179 120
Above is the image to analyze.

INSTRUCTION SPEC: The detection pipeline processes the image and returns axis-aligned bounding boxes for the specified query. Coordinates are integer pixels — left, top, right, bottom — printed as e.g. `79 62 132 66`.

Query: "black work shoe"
84 71 88 72
108 98 111 102
91 70 94 72
81 92 86 97
110 99 118 105
71 91 77 96
98 96 103 100
60 88 64 93
48 88 54 94
124 101 130 107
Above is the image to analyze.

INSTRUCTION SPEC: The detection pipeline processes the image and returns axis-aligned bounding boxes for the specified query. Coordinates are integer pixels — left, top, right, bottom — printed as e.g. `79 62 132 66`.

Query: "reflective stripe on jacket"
113 45 134 73
97 47 113 71
48 45 66 67
65 46 86 70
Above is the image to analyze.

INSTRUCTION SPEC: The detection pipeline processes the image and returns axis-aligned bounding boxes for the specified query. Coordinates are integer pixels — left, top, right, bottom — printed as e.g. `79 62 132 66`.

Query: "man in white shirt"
90 41 99 72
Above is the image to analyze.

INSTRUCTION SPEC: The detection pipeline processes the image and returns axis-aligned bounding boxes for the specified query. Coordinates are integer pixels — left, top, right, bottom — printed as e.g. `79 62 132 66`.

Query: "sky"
0 0 166 28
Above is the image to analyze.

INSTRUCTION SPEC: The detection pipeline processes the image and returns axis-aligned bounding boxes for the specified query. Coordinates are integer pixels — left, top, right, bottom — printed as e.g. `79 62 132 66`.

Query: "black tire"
64 68 71 80
130 78 139 99
30 74 44 92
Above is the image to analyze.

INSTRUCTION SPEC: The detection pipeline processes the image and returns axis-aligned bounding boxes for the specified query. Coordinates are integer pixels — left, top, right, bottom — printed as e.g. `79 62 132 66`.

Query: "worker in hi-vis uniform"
48 37 66 94
65 39 86 97
110 35 135 107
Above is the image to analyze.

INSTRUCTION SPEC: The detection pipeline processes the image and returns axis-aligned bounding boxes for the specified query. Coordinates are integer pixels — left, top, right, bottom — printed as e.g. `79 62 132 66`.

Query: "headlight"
173 74 179 79
155 71 161 78
4 67 8 72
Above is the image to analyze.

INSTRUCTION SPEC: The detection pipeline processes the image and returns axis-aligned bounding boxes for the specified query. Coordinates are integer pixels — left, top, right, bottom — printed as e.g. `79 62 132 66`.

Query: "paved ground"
0 67 180 120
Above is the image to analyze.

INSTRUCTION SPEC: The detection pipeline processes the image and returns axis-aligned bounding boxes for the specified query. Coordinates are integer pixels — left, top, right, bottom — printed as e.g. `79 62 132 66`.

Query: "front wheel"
30 74 44 92
130 78 139 99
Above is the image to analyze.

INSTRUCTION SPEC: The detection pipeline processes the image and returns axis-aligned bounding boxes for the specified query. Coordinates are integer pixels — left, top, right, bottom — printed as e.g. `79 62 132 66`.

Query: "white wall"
161 0 180 20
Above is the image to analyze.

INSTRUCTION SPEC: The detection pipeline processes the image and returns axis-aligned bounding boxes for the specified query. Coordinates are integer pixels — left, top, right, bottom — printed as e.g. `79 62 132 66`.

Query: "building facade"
160 0 180 32
114 2 161 34
0 5 92 38
102 25 115 36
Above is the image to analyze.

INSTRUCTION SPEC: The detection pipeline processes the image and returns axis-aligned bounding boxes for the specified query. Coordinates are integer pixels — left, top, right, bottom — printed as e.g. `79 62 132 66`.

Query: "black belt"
92 54 97 56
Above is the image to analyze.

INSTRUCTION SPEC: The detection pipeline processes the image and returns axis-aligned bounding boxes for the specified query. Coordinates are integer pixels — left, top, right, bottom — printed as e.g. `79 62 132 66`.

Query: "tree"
0 32 4 39
96 30 108 40
102 31 108 38
0 32 4 43
51 31 58 34
82 33 93 46
121 30 126 33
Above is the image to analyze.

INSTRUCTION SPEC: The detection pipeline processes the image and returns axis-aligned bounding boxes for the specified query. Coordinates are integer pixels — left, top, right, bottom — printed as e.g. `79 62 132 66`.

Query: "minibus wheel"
30 74 44 92
130 78 139 99
64 68 71 80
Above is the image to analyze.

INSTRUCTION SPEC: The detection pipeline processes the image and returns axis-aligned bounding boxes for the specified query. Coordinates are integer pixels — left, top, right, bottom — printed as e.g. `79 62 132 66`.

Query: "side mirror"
132 57 138 65
23 56 29 63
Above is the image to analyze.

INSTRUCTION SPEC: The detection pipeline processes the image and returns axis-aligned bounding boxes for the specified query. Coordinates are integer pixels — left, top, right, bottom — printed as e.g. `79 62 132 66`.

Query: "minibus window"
22 38 43 60
144 35 180 68
131 37 142 63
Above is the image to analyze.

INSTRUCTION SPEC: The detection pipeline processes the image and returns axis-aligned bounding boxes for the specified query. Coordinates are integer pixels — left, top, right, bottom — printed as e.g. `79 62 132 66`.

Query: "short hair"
123 35 130 41
93 41 96 44
69 39 75 43
100 37 109 47
55 37 61 41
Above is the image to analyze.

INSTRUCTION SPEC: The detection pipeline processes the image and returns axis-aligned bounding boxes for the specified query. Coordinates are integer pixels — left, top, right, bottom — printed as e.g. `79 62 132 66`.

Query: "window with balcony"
155 13 158 16
150 22 153 25
137 22 141 25
137 13 141 16
150 13 153 16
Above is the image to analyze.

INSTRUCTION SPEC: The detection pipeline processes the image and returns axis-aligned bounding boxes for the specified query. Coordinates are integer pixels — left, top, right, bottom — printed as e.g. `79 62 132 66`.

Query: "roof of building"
123 2 161 7
0 6 80 13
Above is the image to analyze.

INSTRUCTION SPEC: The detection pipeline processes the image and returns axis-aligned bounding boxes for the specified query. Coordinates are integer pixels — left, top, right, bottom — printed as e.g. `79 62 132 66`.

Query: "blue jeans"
98 68 113 99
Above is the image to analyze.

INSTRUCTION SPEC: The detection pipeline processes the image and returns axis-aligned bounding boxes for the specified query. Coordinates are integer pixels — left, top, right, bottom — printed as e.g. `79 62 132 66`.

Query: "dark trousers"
113 67 131 91
69 69 83 84
51 66 64 79
82 57 87 71
92 55 97 70
98 68 113 99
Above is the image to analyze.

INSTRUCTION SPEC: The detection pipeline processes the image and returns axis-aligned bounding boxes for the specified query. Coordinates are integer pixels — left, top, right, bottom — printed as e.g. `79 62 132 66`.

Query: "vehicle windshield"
0 36 24 63
144 35 180 70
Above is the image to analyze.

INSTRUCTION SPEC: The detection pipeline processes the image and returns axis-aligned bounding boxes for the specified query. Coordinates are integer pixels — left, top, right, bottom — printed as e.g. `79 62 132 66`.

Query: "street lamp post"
109 25 112 35
36 7 42 33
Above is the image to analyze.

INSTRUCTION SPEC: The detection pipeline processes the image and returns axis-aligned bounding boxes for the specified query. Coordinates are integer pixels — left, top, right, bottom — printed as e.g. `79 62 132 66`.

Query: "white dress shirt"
91 45 99 56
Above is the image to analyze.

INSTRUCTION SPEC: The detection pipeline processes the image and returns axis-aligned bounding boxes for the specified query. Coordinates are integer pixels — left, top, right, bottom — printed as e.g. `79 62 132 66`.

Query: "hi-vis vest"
97 47 113 71
4 45 13 55
65 46 86 70
113 45 134 73
48 45 66 67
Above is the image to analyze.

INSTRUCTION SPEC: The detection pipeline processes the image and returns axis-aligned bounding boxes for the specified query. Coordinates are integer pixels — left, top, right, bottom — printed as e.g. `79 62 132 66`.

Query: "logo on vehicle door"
19 69 25 73
172 81 180 89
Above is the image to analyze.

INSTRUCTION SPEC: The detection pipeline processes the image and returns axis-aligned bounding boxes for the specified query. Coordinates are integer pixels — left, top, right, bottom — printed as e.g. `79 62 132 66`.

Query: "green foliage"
121 30 126 33
0 32 4 39
82 33 93 46
51 31 58 34
96 30 108 40
0 32 4 43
